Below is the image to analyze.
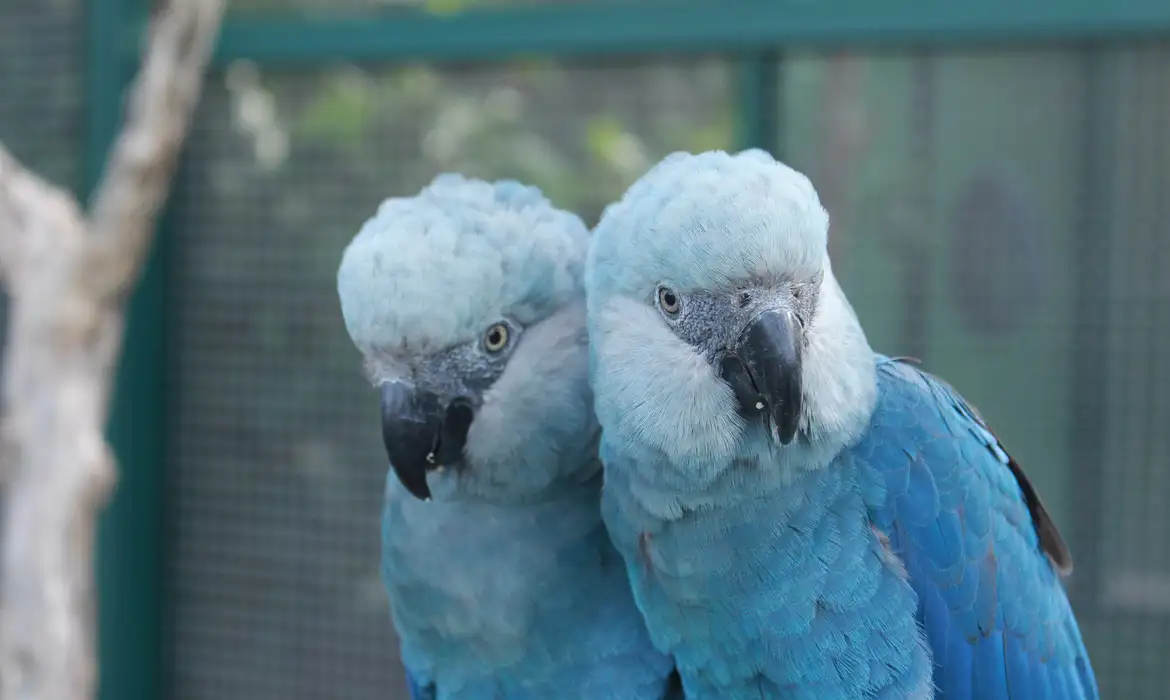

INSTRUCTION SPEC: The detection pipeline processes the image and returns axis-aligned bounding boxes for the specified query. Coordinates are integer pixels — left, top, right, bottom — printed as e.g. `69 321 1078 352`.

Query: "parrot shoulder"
860 355 1097 699
878 355 1071 574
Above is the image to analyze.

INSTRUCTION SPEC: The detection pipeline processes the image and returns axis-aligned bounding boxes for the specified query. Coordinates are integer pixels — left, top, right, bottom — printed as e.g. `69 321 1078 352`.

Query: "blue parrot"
584 149 1099 699
336 174 679 700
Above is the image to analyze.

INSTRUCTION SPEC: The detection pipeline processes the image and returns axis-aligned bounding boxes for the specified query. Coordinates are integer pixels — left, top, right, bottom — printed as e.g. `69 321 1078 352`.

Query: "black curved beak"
719 308 803 445
380 382 474 501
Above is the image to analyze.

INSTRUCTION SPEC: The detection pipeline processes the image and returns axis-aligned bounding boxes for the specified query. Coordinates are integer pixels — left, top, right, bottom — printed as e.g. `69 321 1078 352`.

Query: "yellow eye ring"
657 287 680 315
484 323 510 353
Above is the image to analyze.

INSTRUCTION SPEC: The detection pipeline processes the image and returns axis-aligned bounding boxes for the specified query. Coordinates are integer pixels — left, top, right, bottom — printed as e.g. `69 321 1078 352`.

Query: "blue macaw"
337 174 679 700
584 149 1098 699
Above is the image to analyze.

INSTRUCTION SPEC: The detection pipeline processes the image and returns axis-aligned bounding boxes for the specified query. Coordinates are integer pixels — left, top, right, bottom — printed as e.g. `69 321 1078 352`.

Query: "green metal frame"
210 0 1170 64
90 1 1170 698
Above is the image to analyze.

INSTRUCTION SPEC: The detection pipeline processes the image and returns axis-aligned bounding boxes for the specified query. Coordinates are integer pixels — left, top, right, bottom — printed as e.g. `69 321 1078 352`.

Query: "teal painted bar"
736 51 781 155
88 0 167 699
209 0 1170 65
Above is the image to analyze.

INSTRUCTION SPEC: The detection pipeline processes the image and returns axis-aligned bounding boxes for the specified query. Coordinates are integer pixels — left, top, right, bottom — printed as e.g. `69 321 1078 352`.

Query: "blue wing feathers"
973 630 1009 698
1075 652 1098 695
899 457 940 527
1004 633 1032 700
405 670 435 700
974 548 999 636
862 356 1097 700
941 620 974 700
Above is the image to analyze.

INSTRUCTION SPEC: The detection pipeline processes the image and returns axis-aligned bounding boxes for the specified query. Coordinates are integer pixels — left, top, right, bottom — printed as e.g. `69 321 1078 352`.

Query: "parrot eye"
657 286 681 316
483 323 510 353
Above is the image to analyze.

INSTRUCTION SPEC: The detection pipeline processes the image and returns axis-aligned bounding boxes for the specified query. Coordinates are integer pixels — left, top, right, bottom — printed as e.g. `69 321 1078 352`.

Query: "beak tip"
379 382 448 502
396 469 434 501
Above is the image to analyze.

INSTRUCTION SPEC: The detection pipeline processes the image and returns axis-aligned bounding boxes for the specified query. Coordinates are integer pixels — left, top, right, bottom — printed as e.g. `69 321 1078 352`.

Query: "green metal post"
737 50 781 155
87 0 167 699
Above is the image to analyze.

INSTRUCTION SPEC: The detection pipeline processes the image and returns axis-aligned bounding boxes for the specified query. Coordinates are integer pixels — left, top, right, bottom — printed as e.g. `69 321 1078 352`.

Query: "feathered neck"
796 264 878 464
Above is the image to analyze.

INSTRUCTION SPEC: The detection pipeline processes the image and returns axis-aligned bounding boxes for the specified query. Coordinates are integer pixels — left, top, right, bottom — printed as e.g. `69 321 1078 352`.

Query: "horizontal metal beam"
209 0 1170 65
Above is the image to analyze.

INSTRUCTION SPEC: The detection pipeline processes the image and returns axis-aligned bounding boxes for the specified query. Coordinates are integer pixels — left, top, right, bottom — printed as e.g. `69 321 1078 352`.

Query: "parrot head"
585 149 876 476
338 174 597 503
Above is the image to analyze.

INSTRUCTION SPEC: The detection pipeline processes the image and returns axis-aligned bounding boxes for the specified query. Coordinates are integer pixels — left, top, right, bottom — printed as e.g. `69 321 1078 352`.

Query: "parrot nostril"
738 292 752 308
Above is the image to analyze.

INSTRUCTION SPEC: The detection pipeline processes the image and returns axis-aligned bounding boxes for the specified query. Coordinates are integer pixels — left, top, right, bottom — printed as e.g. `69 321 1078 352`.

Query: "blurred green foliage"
286 60 734 221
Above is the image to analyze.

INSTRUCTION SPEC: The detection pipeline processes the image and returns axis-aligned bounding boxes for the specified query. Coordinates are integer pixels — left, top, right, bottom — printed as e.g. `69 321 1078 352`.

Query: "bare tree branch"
0 2 224 700
85 0 226 304
0 146 85 288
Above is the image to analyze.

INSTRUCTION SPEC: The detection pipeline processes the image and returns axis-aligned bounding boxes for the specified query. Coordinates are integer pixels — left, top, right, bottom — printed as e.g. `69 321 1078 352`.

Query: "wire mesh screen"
164 56 733 700
0 0 83 348
0 0 83 192
1086 43 1170 698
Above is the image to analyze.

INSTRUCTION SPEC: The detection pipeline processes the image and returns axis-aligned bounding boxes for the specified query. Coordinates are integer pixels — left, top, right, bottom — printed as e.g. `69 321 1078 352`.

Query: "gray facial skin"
656 272 822 444
375 317 523 501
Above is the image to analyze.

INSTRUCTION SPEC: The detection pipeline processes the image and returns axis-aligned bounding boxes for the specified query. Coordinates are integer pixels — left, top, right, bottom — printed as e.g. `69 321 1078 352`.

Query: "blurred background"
2 0 1168 699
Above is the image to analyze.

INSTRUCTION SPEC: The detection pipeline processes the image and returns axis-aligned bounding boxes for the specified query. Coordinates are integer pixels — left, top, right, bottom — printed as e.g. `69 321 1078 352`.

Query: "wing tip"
1039 516 1074 577
1005 453 1075 576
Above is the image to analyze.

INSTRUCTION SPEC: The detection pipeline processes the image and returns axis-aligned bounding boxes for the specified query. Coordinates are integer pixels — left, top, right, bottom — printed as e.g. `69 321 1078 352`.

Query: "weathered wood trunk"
0 3 224 699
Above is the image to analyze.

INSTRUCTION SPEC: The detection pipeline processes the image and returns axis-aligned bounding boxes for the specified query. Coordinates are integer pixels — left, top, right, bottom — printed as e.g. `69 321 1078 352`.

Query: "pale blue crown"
338 173 590 357
586 148 830 309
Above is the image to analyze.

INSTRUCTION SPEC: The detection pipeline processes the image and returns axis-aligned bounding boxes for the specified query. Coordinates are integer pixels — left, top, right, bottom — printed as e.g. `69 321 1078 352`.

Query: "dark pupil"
489 329 503 346
663 292 676 308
